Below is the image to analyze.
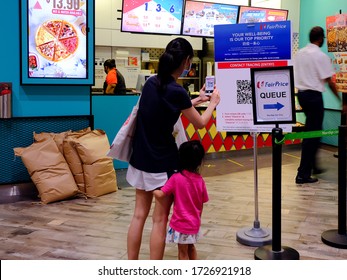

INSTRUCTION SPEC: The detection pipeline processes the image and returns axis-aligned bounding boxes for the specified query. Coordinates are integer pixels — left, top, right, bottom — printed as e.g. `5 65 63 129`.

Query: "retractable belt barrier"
275 129 339 145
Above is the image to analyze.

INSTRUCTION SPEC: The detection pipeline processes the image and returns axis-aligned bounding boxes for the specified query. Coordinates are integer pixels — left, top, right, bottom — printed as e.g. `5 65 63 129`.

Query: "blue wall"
1 1 90 117
92 95 139 169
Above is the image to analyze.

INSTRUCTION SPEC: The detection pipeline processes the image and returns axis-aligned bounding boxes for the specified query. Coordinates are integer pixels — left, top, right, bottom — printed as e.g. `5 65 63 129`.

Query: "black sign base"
321 229 347 249
254 245 300 260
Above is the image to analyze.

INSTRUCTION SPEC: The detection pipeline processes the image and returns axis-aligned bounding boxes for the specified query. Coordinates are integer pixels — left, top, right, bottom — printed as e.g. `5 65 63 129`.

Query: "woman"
126 38 220 260
103 59 126 94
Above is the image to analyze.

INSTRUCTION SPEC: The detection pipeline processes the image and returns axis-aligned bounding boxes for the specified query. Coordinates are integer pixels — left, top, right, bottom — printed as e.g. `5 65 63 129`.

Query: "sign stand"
321 125 347 248
250 66 299 259
254 126 299 259
236 132 272 247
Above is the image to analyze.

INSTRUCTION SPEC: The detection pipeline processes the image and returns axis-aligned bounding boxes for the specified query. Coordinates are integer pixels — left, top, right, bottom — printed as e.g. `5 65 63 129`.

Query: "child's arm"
153 189 166 199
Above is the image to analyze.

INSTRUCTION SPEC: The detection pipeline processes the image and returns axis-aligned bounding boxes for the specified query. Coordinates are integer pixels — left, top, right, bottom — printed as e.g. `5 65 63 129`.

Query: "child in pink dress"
154 140 208 260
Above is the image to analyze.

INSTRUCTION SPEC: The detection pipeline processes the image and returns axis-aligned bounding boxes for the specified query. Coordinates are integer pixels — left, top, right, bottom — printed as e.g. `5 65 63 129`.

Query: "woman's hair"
178 140 205 174
157 37 194 92
104 59 116 68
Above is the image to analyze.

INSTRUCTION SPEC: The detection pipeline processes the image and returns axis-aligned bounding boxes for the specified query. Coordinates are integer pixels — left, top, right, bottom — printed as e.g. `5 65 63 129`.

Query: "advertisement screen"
182 0 239 38
21 0 94 85
238 6 288 23
121 0 184 35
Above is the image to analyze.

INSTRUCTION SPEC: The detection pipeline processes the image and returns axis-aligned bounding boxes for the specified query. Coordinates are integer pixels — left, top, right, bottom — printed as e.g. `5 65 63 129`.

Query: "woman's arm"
182 87 220 129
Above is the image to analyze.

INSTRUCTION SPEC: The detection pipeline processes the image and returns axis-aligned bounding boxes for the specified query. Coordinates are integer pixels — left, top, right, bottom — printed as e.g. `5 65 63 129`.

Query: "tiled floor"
1 144 347 260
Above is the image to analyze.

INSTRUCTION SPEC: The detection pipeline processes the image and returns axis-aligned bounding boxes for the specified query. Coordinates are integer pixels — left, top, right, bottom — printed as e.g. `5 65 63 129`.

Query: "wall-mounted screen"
238 6 288 23
121 0 184 35
20 0 94 85
182 0 239 38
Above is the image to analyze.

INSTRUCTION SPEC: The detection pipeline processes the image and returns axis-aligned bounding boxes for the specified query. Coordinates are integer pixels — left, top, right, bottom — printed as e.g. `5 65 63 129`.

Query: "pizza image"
35 19 79 62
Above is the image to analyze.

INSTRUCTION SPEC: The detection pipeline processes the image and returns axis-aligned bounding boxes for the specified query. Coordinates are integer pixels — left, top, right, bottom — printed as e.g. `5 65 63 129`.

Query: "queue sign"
251 66 296 125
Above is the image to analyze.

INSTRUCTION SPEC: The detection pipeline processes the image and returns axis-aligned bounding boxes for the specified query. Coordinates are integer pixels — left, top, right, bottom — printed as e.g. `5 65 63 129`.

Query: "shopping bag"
173 116 188 148
107 99 139 162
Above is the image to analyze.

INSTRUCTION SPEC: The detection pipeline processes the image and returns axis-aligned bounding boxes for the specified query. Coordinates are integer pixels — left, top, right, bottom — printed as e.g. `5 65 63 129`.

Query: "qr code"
236 80 252 104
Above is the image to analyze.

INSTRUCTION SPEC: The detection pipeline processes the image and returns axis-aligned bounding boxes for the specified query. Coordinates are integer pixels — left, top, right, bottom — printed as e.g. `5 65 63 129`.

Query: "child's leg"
178 244 189 260
188 244 197 260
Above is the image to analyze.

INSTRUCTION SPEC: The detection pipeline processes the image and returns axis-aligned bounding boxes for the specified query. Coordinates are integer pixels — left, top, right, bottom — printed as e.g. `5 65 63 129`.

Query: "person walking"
294 26 340 184
125 37 220 260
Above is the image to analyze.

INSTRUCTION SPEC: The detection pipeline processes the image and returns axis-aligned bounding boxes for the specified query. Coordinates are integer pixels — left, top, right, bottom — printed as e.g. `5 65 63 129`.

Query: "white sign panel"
251 66 296 124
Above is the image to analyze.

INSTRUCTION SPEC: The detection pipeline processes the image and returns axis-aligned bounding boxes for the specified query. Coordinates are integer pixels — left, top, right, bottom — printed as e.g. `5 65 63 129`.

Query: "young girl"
153 140 208 260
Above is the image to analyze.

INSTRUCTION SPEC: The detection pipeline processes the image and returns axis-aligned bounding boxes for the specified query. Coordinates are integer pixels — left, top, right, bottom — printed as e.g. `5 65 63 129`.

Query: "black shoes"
295 176 318 184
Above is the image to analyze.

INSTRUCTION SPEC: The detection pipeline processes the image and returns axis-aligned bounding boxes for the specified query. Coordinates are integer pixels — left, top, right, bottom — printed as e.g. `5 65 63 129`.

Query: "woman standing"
126 37 220 260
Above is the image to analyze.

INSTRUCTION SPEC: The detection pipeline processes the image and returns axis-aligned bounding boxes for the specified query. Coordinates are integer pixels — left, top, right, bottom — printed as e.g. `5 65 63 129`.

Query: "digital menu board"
121 0 184 35
238 6 288 24
21 0 94 85
182 0 239 38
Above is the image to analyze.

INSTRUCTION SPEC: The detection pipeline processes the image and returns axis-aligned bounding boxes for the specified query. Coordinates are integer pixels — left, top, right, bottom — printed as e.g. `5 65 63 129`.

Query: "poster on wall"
20 0 94 85
326 14 347 93
214 21 292 133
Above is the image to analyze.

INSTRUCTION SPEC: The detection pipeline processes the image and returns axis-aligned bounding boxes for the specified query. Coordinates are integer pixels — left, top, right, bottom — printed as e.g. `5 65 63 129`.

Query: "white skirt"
126 164 169 192
166 226 200 244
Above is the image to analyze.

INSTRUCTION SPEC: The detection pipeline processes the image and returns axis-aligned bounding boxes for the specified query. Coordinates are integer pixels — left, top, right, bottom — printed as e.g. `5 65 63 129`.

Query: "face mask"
181 63 192 77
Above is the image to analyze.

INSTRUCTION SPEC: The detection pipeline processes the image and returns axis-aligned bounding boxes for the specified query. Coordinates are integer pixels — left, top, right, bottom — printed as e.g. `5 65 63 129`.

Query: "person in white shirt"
294 26 340 184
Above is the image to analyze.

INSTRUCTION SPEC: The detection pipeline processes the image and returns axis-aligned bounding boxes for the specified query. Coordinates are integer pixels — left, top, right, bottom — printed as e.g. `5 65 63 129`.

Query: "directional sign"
251 66 296 125
264 102 284 110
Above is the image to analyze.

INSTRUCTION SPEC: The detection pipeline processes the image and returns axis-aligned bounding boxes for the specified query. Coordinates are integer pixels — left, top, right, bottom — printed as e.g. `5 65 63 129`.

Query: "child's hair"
178 140 205 173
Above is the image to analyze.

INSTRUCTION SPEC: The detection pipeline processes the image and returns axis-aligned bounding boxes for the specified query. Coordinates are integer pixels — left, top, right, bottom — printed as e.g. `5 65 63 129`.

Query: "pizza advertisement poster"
327 14 347 93
25 0 88 80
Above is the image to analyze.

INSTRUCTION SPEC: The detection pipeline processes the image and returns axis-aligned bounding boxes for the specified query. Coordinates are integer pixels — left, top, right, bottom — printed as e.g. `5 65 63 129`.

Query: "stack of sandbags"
14 128 118 204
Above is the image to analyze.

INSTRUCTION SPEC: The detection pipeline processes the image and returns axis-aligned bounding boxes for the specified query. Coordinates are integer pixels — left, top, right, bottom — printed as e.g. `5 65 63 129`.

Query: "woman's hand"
191 84 220 107
209 87 221 107
198 84 210 102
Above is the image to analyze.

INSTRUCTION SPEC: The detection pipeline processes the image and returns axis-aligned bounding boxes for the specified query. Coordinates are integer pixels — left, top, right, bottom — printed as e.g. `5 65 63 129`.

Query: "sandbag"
62 127 91 193
74 129 117 197
14 138 79 204
83 159 117 197
34 130 71 154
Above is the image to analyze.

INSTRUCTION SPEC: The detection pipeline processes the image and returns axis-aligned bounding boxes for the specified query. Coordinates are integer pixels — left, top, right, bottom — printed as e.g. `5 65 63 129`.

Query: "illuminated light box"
182 0 239 38
20 0 94 85
121 0 184 35
238 6 288 24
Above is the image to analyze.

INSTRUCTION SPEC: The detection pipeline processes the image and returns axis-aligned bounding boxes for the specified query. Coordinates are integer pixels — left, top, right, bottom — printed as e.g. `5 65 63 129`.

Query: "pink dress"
161 170 209 244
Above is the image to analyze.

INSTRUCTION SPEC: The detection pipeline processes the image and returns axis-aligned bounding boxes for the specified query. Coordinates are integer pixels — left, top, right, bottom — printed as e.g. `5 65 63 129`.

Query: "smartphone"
205 76 215 95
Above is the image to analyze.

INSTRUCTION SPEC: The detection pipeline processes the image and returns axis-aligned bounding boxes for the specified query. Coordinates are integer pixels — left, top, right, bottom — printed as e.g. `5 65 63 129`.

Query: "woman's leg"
178 244 189 260
149 194 173 259
127 189 153 260
188 244 197 260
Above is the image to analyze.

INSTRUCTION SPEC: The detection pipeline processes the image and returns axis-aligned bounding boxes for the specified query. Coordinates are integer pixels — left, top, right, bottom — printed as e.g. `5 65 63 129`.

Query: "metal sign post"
236 132 272 246
321 125 347 248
